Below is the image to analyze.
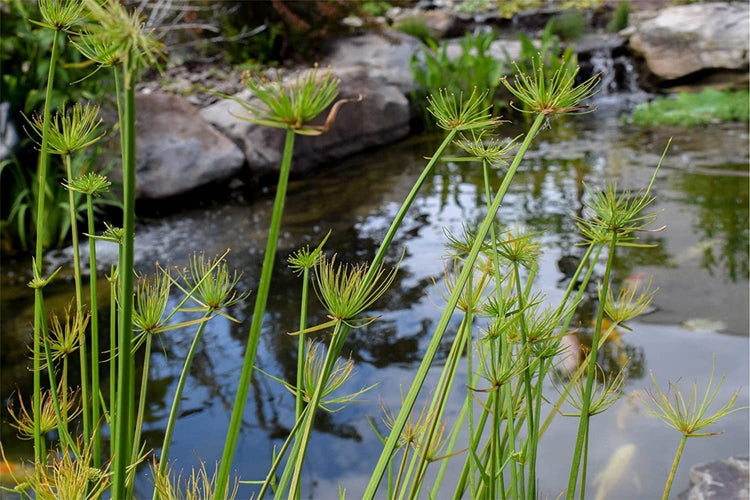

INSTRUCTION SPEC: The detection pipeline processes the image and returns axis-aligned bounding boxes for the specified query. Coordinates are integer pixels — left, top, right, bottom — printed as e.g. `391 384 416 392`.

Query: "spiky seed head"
181 254 249 311
7 388 80 439
101 223 124 244
494 228 542 269
133 268 171 336
575 183 661 245
475 337 527 391
225 65 346 135
454 131 520 168
24 439 110 499
426 87 501 131
44 303 90 363
638 361 745 436
603 278 657 327
290 340 374 413
24 103 104 156
555 364 627 417
431 259 492 314
380 396 434 449
38 0 86 31
288 232 330 276
64 172 111 196
443 224 486 258
83 0 164 85
72 28 122 67
313 254 398 322
501 58 600 116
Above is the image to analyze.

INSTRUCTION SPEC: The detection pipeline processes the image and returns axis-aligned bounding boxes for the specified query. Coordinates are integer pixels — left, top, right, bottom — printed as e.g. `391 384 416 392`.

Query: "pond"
1 100 748 498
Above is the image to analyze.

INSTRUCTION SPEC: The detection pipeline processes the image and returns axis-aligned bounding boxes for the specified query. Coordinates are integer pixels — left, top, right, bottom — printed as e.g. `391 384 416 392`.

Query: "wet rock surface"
0 102 19 163
678 456 749 500
107 91 245 199
626 2 750 82
200 65 410 175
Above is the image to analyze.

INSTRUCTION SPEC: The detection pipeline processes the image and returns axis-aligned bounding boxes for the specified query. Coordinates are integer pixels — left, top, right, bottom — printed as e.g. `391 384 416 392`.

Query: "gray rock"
678 456 749 500
108 92 245 199
627 2 750 81
443 38 522 64
391 8 464 39
319 30 423 95
200 66 410 176
0 102 19 163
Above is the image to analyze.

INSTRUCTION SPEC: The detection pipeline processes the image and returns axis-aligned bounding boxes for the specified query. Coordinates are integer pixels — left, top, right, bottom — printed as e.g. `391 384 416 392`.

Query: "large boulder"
200 66 411 176
0 102 19 163
319 30 423 95
678 456 749 500
627 2 749 82
107 92 245 199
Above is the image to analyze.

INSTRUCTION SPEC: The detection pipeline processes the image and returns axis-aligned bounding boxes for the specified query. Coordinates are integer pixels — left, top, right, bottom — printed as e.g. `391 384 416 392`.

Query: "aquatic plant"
639 362 745 499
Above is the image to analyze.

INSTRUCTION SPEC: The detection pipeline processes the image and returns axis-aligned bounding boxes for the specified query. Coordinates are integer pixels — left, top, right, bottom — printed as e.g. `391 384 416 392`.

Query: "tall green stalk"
363 113 546 499
113 58 137 499
129 331 153 497
86 194 101 467
31 29 62 465
64 154 90 443
566 233 618 499
215 129 295 497
663 435 687 500
296 269 310 423
157 315 211 476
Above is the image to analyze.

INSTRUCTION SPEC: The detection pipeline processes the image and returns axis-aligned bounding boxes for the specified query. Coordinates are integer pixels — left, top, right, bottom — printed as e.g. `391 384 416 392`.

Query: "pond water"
1 101 748 498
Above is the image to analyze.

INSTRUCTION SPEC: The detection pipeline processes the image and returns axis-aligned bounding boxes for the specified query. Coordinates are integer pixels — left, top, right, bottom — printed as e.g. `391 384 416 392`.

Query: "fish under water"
593 443 640 500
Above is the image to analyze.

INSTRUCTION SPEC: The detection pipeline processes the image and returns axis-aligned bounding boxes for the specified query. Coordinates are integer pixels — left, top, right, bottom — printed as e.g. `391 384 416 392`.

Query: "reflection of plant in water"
677 169 749 281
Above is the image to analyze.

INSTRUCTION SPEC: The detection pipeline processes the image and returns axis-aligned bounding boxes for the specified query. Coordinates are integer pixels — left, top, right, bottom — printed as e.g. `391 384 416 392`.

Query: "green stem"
256 404 311 500
408 314 471 499
539 245 602 440
65 154 90 443
363 129 456 286
215 129 296 498
108 264 118 457
129 332 152 497
296 268 310 422
580 424 589 500
32 28 61 465
566 233 618 500
38 294 78 454
512 262 534 500
113 60 137 499
86 195 101 467
157 315 211 478
392 446 410 500
663 434 687 500
286 320 344 499
363 113 546 500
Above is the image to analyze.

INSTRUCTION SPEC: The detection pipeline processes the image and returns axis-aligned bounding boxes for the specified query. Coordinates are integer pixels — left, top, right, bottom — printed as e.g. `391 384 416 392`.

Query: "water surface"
1 102 748 498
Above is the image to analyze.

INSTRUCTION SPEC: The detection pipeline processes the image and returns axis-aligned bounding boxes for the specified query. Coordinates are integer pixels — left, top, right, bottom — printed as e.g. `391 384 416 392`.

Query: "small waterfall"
577 44 648 105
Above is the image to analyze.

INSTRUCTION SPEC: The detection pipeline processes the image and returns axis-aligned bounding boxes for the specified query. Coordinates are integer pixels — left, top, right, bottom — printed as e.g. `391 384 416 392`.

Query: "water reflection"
1 103 747 497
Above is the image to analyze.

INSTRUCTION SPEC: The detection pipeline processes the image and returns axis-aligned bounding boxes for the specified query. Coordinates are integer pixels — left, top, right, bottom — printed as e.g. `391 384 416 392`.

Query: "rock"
391 8 464 39
200 66 410 176
678 456 749 500
627 2 750 81
442 38 522 65
0 102 19 163
319 30 423 95
108 92 245 199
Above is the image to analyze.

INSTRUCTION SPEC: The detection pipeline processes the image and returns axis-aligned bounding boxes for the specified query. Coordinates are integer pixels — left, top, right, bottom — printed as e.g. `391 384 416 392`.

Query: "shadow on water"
1 101 747 497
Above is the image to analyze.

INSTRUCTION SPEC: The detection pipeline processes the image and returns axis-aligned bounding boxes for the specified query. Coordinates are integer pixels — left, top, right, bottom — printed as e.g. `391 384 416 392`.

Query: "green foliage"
608 0 630 32
498 0 543 19
546 10 587 41
516 22 577 77
361 0 392 17
629 89 750 126
0 1 110 252
411 31 506 122
394 16 434 44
